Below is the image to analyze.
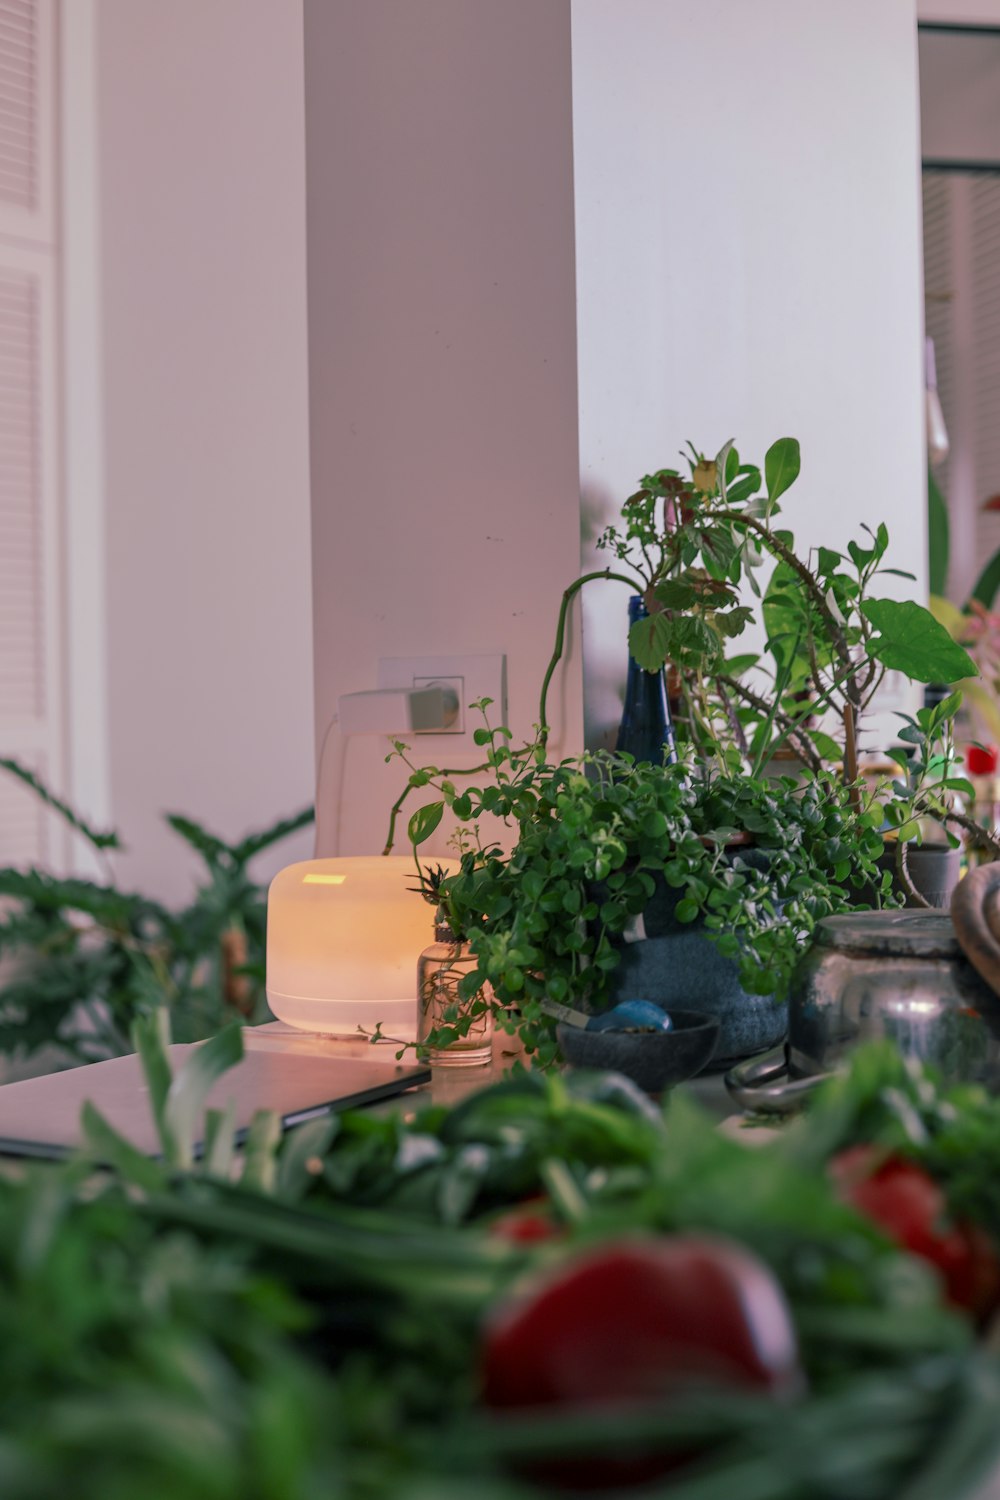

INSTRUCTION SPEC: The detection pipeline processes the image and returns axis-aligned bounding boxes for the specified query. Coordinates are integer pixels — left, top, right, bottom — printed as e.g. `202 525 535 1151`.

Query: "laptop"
0 1029 430 1160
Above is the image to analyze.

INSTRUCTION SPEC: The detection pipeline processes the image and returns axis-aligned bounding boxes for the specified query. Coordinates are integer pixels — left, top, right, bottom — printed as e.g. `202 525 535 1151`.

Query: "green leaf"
0 758 121 851
862 599 979 684
725 471 761 505
165 814 232 869
724 444 740 485
162 1024 245 1170
723 653 759 677
668 615 723 672
628 611 672 671
202 1099 239 1180
0 868 164 928
240 1108 283 1194
698 527 738 574
277 1116 338 1199
407 801 445 847
651 578 699 610
970 546 1000 611
132 1009 176 1161
764 437 800 504
715 606 754 640
928 466 950 598
809 730 844 762
231 806 315 865
80 1101 167 1190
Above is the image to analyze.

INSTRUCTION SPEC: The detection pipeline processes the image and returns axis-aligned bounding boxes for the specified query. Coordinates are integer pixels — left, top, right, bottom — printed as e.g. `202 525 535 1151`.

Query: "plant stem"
383 757 493 855
843 703 861 812
938 808 1000 862
718 675 823 775
894 838 932 909
538 569 642 749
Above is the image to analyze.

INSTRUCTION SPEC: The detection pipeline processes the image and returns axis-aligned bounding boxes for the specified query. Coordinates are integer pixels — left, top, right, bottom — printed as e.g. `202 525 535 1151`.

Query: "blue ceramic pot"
602 856 788 1066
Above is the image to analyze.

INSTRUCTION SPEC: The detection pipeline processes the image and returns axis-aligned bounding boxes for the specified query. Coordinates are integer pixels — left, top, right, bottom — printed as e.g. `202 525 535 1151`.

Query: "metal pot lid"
813 910 960 958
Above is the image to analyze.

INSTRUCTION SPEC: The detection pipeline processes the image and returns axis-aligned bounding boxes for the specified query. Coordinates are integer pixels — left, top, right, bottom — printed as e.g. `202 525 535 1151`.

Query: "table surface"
248 1020 738 1120
0 1019 742 1168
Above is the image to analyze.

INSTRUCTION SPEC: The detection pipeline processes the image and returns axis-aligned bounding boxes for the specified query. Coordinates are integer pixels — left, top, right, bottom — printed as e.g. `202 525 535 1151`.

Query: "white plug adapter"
337 686 447 736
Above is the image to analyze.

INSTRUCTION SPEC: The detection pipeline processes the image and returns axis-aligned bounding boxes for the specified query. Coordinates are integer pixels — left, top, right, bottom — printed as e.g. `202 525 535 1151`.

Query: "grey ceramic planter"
602 859 788 1066
878 844 963 910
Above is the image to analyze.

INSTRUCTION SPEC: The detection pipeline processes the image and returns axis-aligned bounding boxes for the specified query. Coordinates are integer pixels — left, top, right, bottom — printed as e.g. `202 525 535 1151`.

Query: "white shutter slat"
0 2 60 873
0 0 33 214
0 1 52 244
0 264 41 725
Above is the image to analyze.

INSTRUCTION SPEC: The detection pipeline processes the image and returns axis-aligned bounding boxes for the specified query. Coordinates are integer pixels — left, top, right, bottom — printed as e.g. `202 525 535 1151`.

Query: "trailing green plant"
0 759 313 1070
388 717 890 1068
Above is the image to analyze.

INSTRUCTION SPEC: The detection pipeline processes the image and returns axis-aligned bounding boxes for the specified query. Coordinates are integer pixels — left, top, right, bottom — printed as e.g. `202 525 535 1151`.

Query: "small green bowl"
556 1009 721 1094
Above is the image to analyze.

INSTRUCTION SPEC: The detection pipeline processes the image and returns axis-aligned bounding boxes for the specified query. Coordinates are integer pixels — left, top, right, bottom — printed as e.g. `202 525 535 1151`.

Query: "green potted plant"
386 438 978 1067
0 757 314 1075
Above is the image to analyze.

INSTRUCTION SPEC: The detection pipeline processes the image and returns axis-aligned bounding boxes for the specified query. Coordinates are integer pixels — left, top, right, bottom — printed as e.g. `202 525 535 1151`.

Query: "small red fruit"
480 1234 801 1486
487 1201 562 1244
830 1145 1000 1321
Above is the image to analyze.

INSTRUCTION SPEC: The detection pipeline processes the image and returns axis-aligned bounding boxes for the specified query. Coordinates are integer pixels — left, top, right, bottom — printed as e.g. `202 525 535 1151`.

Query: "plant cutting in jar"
384 438 979 1065
411 861 495 1067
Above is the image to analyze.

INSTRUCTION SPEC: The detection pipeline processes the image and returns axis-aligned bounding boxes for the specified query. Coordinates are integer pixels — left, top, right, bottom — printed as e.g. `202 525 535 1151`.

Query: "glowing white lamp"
266 856 458 1039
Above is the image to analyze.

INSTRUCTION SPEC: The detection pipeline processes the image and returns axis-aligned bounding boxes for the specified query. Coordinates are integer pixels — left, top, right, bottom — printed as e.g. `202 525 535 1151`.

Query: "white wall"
303 0 584 856
572 0 927 750
95 0 315 903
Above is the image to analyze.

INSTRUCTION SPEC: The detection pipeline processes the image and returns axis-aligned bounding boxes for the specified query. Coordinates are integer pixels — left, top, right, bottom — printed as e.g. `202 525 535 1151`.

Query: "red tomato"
481 1234 801 1487
830 1145 1000 1321
487 1203 562 1244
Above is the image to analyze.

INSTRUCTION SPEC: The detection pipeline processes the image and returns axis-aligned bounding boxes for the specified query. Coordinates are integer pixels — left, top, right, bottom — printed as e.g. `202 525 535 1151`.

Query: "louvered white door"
922 169 1000 608
923 172 954 505
970 177 1000 581
0 0 61 870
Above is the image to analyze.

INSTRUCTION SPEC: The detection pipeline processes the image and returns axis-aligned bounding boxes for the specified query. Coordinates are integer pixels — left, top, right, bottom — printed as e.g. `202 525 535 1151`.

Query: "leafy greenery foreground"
3 1022 1000 1499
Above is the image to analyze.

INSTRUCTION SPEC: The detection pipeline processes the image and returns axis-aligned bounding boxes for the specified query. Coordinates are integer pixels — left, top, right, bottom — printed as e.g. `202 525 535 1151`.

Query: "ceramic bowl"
556 1008 721 1094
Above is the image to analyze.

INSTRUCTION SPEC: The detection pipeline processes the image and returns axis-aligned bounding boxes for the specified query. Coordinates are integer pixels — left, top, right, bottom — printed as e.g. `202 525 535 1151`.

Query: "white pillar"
304 0 584 855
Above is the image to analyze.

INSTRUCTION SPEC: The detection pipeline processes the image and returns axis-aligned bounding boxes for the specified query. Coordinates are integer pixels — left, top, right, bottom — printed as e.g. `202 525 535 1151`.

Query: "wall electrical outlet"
412 676 463 731
377 655 507 746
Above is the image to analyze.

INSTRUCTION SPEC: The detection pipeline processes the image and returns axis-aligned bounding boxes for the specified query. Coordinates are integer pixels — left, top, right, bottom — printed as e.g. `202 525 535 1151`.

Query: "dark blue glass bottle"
615 596 678 765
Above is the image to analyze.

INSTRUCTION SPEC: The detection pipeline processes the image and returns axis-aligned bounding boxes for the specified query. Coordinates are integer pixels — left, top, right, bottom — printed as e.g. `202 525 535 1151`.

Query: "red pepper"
830 1145 1000 1321
487 1201 562 1244
481 1234 801 1487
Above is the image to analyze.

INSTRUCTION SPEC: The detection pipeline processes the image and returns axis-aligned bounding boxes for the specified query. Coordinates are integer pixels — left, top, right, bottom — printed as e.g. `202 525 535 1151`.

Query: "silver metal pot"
725 892 1000 1114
